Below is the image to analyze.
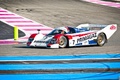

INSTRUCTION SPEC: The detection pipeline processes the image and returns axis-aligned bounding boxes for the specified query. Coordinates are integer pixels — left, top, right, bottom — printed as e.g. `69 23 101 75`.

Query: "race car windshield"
48 29 66 35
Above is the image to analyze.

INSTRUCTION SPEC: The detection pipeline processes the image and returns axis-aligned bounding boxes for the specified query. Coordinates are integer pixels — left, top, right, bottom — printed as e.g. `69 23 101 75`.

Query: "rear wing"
77 24 107 29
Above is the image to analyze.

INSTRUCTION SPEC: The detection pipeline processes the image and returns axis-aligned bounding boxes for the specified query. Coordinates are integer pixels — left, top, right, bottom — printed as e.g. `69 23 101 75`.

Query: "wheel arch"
97 32 107 46
64 36 69 47
98 32 108 43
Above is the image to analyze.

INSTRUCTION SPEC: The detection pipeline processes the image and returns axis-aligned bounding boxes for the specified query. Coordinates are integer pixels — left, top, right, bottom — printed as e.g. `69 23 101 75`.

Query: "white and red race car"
27 24 117 48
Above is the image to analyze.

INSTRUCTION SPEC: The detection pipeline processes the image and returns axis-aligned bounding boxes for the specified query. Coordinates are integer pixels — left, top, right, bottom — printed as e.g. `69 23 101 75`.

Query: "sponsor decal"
77 33 96 43
76 43 82 46
34 40 46 43
110 25 116 30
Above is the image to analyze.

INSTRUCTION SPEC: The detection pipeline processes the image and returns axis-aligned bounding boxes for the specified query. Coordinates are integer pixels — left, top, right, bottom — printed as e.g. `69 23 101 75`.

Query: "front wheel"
59 36 68 48
97 33 107 46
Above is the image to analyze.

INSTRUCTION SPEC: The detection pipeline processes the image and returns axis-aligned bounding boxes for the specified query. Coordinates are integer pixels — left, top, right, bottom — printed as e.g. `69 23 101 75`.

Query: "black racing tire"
59 36 68 48
97 33 107 46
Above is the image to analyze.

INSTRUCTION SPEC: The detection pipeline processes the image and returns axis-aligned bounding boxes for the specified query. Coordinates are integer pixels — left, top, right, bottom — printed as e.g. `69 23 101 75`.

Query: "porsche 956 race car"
27 24 117 48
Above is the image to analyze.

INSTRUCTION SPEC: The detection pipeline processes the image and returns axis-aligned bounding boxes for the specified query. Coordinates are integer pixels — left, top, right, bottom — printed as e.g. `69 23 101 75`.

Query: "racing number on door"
73 40 75 45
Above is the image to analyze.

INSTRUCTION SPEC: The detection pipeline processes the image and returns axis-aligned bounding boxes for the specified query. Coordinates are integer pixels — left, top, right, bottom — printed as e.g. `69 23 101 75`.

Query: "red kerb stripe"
0 17 23 19
24 28 53 31
16 25 43 27
0 10 7 12
6 21 33 23
0 14 15 16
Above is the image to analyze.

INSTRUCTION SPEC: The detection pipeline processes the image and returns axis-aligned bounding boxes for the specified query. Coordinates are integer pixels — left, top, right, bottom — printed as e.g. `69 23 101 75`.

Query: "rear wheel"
59 36 68 48
97 33 107 46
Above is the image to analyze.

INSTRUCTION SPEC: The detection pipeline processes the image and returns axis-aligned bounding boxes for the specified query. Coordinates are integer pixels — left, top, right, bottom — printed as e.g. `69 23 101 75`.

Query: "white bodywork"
28 24 117 48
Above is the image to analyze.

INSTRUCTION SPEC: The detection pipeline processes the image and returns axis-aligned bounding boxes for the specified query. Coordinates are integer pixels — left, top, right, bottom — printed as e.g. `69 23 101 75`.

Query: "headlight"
50 38 57 44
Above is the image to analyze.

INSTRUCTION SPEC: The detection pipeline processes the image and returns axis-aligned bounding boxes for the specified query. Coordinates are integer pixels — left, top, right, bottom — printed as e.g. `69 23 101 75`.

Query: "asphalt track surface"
0 0 120 80
0 0 120 56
